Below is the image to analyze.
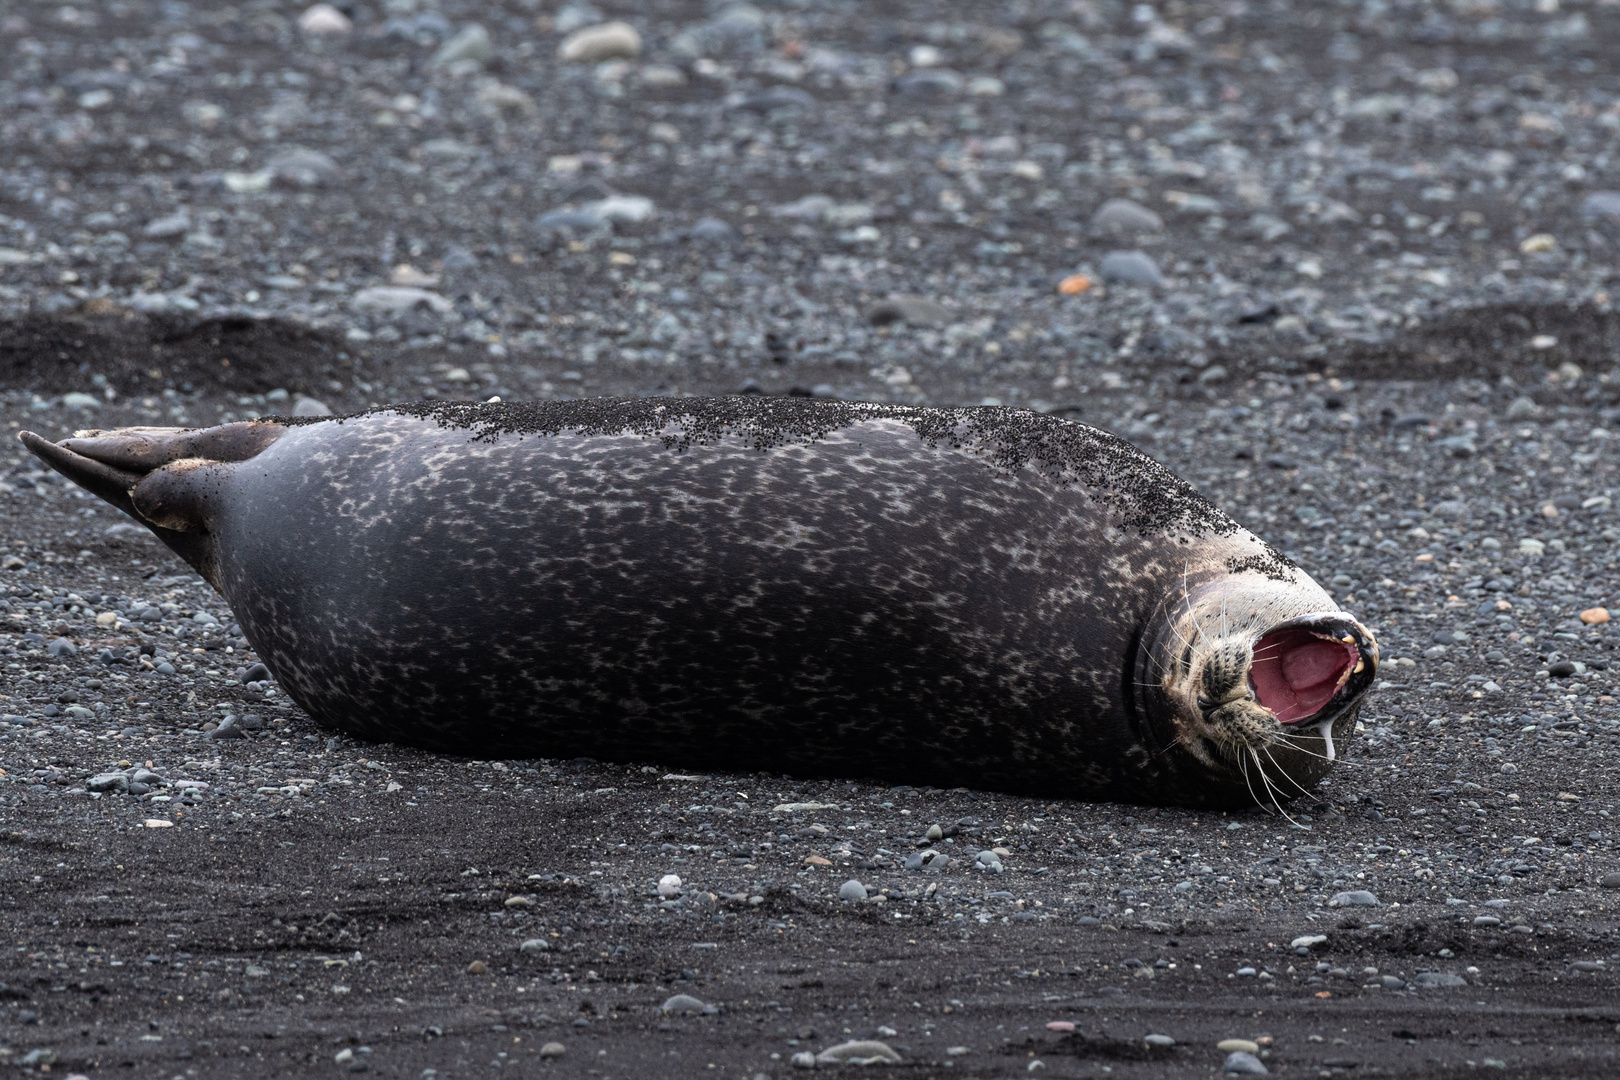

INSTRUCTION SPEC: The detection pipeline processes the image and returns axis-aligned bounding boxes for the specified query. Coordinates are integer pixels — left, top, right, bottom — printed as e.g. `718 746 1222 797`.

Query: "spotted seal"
21 398 1376 809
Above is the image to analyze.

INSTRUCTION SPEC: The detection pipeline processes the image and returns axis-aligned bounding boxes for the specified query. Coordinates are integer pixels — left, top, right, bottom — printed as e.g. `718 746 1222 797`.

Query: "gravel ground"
4 0 1620 1077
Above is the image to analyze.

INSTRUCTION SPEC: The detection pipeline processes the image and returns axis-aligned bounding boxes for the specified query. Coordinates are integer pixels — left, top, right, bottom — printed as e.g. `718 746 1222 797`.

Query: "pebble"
520 938 551 953
1599 872 1620 889
432 25 492 69
1091 198 1164 236
143 211 191 240
1412 972 1467 988
292 397 332 418
790 1051 817 1068
1097 250 1165 288
1329 890 1380 907
47 637 76 656
298 4 352 35
465 960 487 975
1045 1021 1075 1033
868 295 951 327
240 662 271 684
1290 935 1328 950
351 286 453 317
87 773 128 793
686 217 739 244
816 1040 902 1064
658 874 683 899
1580 608 1610 625
925 824 944 842
1144 1033 1175 1047
1581 191 1620 220
1223 1051 1269 1075
1217 1039 1260 1054
904 850 949 871
539 1042 565 1058
660 993 707 1014
559 21 642 63
838 879 868 901
266 147 339 189
1057 274 1093 295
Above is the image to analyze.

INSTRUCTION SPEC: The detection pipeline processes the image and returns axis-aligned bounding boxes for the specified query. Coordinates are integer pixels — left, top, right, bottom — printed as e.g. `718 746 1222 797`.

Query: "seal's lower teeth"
1249 627 1358 724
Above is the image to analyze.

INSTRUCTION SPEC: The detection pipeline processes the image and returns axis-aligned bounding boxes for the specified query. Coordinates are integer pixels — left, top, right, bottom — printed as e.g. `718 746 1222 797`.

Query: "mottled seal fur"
22 398 1377 809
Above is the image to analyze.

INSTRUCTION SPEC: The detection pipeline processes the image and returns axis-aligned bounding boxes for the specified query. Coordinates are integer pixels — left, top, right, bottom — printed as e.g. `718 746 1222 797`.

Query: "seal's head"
1149 573 1378 807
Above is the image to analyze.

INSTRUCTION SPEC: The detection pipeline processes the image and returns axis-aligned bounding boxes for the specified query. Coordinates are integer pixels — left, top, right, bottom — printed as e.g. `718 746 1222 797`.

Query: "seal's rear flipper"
18 431 146 519
18 421 287 586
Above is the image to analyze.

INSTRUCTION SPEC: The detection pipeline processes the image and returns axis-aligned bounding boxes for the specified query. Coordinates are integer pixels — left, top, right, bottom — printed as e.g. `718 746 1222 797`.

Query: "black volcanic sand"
4 0 1620 1077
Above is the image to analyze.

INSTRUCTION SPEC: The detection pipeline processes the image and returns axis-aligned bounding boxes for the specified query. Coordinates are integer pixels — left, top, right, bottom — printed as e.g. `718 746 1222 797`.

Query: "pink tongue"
1249 628 1358 724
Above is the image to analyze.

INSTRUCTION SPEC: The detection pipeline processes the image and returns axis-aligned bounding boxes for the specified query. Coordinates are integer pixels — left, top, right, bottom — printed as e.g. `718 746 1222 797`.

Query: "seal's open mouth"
1250 626 1361 725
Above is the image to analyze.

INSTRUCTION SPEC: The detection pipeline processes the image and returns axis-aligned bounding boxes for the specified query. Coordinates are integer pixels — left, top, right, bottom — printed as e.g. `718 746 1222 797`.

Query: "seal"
21 398 1377 809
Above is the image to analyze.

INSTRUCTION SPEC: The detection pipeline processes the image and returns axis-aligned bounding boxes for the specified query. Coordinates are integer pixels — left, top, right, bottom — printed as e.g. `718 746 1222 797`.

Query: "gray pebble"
1601 872 1620 889
87 773 129 793
432 24 492 69
1223 1050 1269 1075
838 879 868 901
1411 972 1467 988
1329 890 1380 907
1581 191 1620 221
1090 198 1163 236
1144 1033 1175 1047
1098 250 1165 288
292 397 333 418
519 938 551 953
47 637 76 657
659 993 707 1013
789 1051 817 1069
868 295 951 327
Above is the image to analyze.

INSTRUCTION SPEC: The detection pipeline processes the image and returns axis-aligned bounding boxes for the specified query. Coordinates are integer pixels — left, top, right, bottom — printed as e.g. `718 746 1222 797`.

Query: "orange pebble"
1058 273 1092 295
1580 607 1610 625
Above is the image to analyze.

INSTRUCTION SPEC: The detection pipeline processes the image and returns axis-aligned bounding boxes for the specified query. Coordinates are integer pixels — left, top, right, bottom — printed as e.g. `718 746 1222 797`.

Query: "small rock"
660 993 707 1014
816 1040 902 1065
1045 1021 1075 1033
1223 1051 1269 1075
143 210 191 240
539 1042 565 1058
1290 935 1327 950
47 637 77 657
1329 890 1380 907
658 874 683 899
1601 872 1620 889
1097 250 1165 288
432 24 492 69
298 4 352 34
1090 198 1163 236
1217 1040 1260 1054
87 772 129 793
292 397 333 418
1412 971 1467 988
61 392 100 410
1144 1033 1175 1048
240 663 271 684
1581 191 1620 221
519 938 551 953
790 1051 817 1068
559 21 642 63
466 960 488 975
869 295 950 327
686 217 739 244
1505 396 1538 419
351 286 453 317
1580 607 1610 625
925 824 944 842
266 147 339 188
838 879 868 901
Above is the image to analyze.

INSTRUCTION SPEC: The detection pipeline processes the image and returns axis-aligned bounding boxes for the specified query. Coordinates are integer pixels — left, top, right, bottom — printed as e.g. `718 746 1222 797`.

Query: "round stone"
839 879 868 901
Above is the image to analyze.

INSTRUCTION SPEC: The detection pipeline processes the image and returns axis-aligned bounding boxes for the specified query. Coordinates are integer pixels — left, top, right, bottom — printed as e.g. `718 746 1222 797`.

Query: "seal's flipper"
18 421 287 586
17 430 147 519
61 421 284 473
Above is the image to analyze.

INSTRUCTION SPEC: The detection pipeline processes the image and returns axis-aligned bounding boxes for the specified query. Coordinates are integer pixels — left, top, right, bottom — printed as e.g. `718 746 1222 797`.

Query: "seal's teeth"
1317 717 1337 763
